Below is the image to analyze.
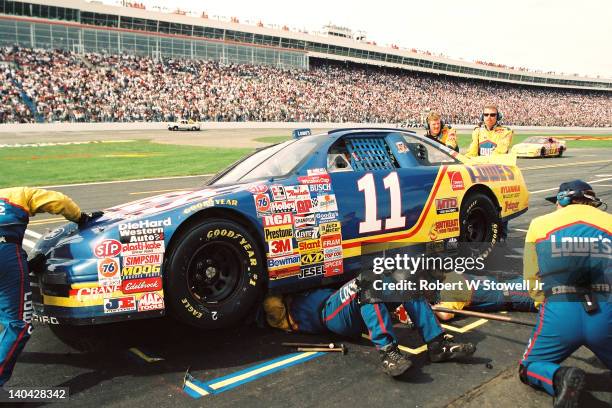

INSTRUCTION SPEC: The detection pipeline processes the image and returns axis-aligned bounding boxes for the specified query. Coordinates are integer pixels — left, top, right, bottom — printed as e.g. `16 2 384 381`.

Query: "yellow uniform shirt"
466 125 513 157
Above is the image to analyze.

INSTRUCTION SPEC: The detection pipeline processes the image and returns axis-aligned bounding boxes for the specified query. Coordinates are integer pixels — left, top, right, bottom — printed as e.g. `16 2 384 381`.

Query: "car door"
326 132 443 277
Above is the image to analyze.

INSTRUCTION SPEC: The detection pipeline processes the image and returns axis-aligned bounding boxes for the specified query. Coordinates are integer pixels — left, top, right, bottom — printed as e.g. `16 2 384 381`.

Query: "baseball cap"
545 179 597 204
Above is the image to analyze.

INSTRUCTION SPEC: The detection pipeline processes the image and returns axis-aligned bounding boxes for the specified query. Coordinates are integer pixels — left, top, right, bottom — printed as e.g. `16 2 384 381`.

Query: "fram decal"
268 238 294 257
447 171 465 191
435 197 458 214
262 213 293 227
322 234 342 248
94 239 122 258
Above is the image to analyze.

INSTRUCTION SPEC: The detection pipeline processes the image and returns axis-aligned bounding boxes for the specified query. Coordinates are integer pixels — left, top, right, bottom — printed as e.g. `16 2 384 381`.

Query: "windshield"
211 134 328 185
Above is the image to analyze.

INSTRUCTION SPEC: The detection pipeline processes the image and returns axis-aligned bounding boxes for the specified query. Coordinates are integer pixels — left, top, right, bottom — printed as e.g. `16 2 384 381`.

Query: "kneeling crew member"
519 180 611 407
264 278 475 377
424 112 458 152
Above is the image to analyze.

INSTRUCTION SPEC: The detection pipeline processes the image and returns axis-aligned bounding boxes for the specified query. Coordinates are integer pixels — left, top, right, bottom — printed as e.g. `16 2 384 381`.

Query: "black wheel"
191 127 197 131
558 147 564 157
164 219 264 329
459 193 501 259
173 126 178 131
540 147 546 157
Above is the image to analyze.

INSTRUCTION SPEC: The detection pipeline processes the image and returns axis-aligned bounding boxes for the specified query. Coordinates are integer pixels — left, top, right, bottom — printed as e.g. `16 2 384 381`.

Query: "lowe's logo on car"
263 213 293 227
300 252 324 265
317 194 338 212
268 254 300 270
270 200 297 214
104 296 136 314
121 240 165 256
137 292 164 312
285 185 310 200
294 213 316 229
435 197 458 214
295 227 319 241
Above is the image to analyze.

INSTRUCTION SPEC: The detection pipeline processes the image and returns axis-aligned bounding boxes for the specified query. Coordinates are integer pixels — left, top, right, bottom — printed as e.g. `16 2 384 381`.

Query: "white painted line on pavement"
22 238 35 249
595 174 612 177
513 228 529 233
530 177 612 194
38 173 213 189
25 229 42 239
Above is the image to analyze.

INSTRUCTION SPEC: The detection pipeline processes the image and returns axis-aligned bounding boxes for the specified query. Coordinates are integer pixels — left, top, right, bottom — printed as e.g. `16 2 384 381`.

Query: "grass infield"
1 140 251 188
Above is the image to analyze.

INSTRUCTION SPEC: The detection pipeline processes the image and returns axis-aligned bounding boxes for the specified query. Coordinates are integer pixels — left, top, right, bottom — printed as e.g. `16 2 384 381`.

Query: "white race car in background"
511 136 566 158
167 119 201 131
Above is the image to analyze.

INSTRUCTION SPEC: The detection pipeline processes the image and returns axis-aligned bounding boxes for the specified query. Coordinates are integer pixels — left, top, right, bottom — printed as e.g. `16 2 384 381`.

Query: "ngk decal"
94 239 122 258
285 185 310 200
268 238 294 257
123 253 163 266
122 277 163 294
104 296 136 313
121 240 165 256
138 292 165 312
270 185 287 201
97 258 121 286
435 197 458 214
263 213 293 227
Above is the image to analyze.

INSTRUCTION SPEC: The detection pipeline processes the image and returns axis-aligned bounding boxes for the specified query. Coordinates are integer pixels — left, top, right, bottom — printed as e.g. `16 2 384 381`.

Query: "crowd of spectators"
0 46 610 126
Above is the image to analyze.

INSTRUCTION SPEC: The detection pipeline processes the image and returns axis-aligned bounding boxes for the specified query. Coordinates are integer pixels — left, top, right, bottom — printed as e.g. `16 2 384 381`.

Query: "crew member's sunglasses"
483 113 497 117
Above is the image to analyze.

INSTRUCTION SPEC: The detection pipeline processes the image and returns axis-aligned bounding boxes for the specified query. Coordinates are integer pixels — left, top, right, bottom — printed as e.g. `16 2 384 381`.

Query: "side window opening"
345 137 398 171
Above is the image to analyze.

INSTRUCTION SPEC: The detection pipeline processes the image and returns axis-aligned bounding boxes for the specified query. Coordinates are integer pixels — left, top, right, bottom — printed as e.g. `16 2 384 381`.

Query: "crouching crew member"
519 180 611 407
466 105 513 157
264 278 475 377
0 187 101 386
424 112 459 152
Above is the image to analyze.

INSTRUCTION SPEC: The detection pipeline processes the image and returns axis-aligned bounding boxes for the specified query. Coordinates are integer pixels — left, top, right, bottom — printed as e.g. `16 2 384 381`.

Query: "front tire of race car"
459 193 501 259
558 147 564 157
165 219 264 329
540 147 546 157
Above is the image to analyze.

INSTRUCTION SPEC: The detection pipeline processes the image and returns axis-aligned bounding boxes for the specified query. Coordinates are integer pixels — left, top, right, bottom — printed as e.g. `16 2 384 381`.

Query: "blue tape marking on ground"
208 352 325 395
182 352 325 399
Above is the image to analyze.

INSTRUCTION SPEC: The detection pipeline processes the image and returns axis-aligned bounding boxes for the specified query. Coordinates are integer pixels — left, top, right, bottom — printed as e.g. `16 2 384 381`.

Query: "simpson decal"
122 253 163 266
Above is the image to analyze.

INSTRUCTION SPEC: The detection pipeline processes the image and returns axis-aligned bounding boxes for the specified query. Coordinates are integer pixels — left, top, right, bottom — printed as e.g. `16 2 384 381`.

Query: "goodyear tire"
459 193 501 259
165 219 264 329
558 147 564 157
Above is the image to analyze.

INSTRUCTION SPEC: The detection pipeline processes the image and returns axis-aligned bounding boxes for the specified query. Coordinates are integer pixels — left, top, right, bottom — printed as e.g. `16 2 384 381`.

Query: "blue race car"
30 128 528 331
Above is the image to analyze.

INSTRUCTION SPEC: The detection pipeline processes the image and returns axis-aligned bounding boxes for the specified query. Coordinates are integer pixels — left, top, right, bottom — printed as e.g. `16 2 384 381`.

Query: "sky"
106 0 612 78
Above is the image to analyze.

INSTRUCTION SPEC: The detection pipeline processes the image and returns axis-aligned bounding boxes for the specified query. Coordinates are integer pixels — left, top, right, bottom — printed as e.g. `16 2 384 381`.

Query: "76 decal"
357 172 406 234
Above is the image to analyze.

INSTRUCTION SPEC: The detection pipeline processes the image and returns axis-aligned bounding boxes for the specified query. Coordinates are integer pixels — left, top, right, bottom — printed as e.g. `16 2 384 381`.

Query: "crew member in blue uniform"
0 187 101 387
518 180 611 407
264 278 476 377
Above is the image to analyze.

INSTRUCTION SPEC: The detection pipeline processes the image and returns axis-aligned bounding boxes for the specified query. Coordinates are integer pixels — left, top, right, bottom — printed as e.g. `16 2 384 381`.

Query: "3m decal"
268 238 294 257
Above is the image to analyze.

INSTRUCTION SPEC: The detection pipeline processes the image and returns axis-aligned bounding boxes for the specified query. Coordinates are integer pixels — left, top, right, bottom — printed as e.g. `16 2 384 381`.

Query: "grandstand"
0 0 611 126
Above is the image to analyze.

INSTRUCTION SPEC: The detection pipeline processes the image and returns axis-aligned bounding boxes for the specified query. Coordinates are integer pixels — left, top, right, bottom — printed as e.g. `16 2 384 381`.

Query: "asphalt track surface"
3 130 612 407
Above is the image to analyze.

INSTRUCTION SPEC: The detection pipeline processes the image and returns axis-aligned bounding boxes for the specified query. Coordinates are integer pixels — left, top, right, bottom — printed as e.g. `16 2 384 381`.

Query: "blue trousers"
468 276 536 313
322 281 444 349
0 244 32 386
520 296 612 396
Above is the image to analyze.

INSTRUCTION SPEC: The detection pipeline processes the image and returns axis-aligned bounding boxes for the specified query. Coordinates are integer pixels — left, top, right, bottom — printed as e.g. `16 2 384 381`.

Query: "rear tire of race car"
191 127 197 131
173 126 178 131
164 219 265 330
459 193 501 259
540 147 546 157
558 147 564 157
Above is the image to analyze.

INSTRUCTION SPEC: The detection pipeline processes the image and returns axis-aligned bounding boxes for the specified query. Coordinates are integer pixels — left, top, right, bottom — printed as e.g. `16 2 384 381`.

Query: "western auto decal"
118 217 171 244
